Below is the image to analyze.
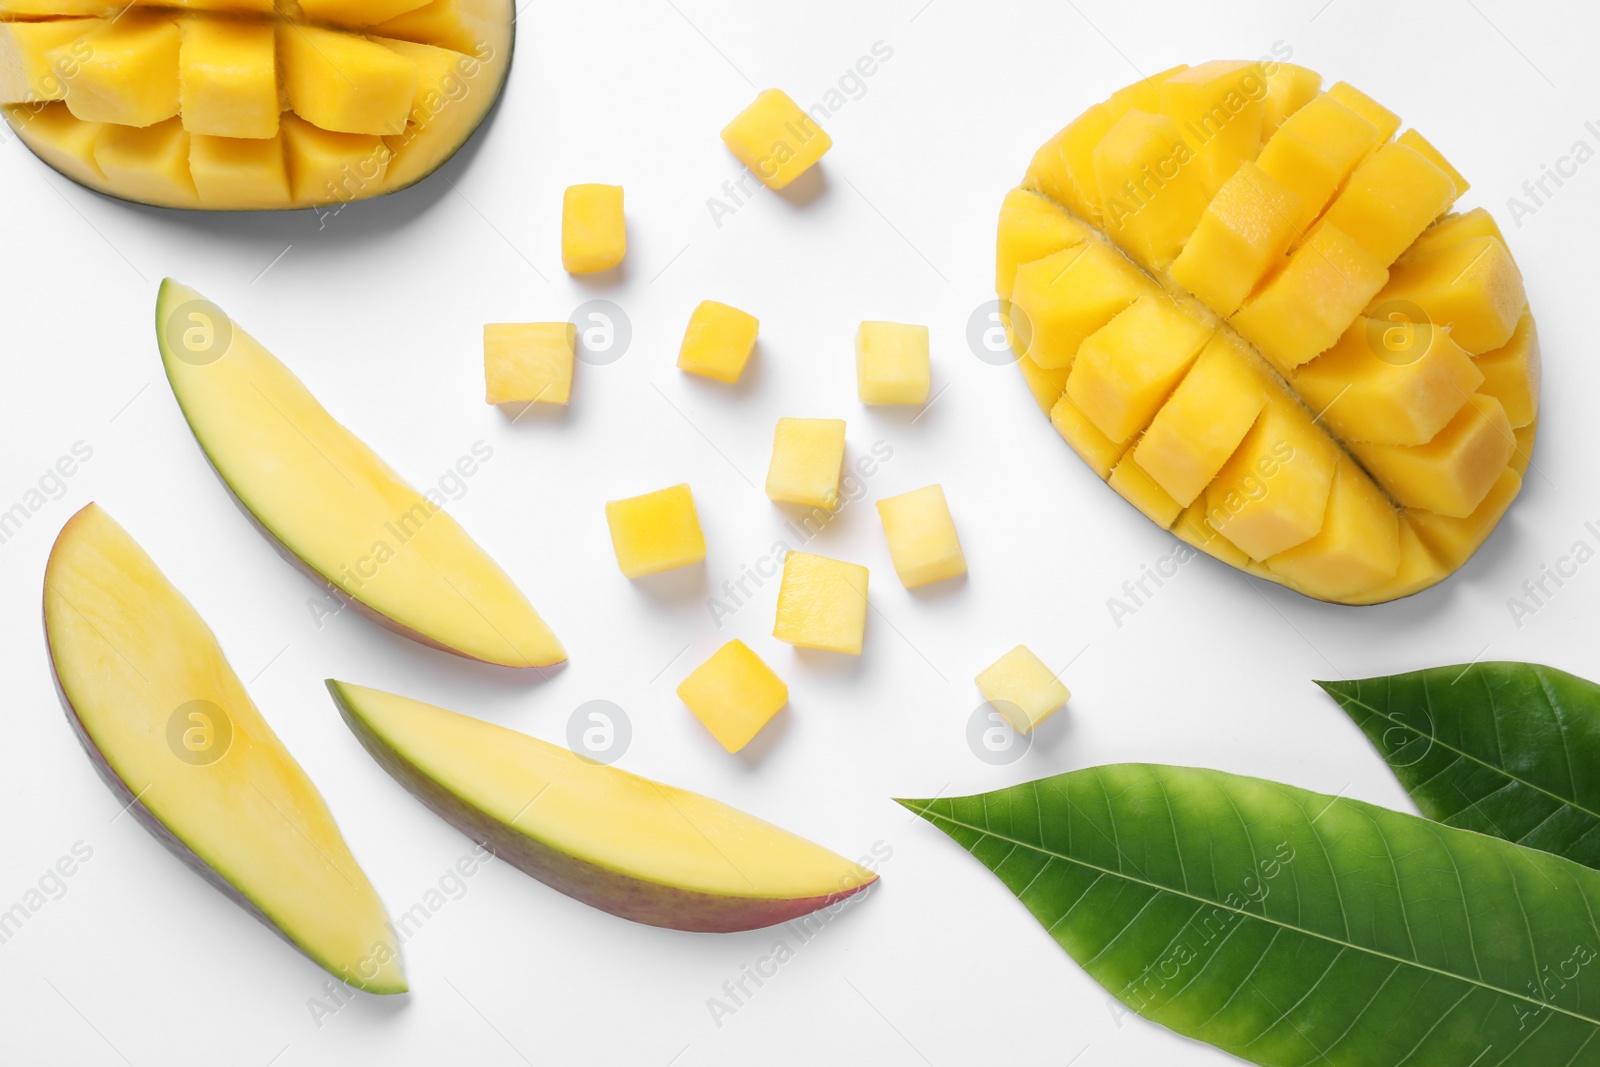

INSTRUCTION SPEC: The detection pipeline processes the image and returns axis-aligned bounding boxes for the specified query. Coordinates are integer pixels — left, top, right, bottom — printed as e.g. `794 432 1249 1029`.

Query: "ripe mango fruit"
1003 62 1537 604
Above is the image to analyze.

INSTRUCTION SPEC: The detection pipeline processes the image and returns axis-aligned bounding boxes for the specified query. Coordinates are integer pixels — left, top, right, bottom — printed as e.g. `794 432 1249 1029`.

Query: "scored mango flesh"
0 0 511 208
1001 61 1539 604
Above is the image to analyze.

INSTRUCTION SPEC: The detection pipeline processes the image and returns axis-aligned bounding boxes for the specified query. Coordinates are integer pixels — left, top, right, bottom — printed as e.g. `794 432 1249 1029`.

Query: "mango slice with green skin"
1002 61 1539 604
44 504 405 993
157 279 564 668
328 681 879 932
0 0 510 209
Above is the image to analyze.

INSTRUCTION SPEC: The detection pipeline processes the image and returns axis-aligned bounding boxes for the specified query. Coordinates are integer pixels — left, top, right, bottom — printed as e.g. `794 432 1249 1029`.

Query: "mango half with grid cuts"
1002 61 1539 604
0 0 511 209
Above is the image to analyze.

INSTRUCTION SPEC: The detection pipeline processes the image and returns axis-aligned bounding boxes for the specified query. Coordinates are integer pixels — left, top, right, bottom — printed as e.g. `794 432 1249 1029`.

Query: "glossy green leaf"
1319 663 1600 870
900 765 1600 1066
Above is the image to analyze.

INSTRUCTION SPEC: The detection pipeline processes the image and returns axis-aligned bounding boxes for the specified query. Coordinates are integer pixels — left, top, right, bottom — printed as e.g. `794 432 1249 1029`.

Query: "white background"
1 0 1595 1063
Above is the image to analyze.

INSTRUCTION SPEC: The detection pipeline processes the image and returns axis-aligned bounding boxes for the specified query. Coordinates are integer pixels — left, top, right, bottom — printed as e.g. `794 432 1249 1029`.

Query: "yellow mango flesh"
157 280 565 667
605 484 707 579
54 14 181 127
176 15 276 138
0 18 96 102
94 116 197 205
1003 64 1536 603
45 505 403 992
677 641 788 754
773 551 868 656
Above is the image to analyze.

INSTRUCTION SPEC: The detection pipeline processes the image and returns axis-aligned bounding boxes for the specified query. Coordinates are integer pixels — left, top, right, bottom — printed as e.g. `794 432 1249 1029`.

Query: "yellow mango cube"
1406 467 1521 570
1168 161 1302 317
1107 64 1188 113
1025 100 1122 220
1475 309 1538 428
1350 395 1514 517
0 19 96 104
1094 108 1210 268
1265 459 1400 600
676 639 788 754
1009 242 1152 370
975 645 1070 735
178 16 278 139
1326 81 1399 143
604 484 706 578
876 484 966 588
1050 391 1125 479
1398 128 1469 198
298 0 431 27
371 36 461 130
1064 295 1212 445
996 187 1092 296
561 183 626 273
280 25 417 136
1108 454 1182 528
677 300 759 383
1132 334 1268 507
721 88 830 190
1255 93 1381 232
766 418 846 510
1342 521 1448 606
1401 208 1503 264
93 117 196 206
1261 62 1322 135
1231 222 1388 371
773 551 868 655
1206 398 1338 560
1175 499 1253 570
1318 142 1457 267
483 322 575 405
856 321 930 405
1372 236 1525 355
369 0 482 57
1017 353 1070 414
53 14 181 127
1157 59 1267 197
4 102 102 185
281 112 390 204
1293 317 1482 446
189 132 289 207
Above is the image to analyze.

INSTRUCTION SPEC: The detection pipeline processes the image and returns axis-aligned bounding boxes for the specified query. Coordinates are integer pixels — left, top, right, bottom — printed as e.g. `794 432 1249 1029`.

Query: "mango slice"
1000 62 1537 602
2 0 511 208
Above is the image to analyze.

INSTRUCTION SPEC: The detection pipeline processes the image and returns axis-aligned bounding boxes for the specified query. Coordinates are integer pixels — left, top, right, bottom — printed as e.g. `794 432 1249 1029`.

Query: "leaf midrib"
907 800 1600 1026
1328 687 1600 825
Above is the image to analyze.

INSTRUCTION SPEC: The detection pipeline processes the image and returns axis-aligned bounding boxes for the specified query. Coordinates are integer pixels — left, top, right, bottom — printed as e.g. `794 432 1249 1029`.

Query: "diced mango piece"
1017 353 1070 414
281 112 389 204
1255 93 1381 232
1025 100 1122 221
93 116 196 206
677 299 759 383
1049 391 1124 479
52 14 180 127
1206 397 1338 560
975 645 1069 735
995 187 1092 296
1175 499 1253 570
4 101 102 184
1265 458 1400 600
1407 467 1521 571
1398 128 1468 198
1132 334 1268 507
1373 235 1525 355
1318 142 1456 267
1511 419 1536 479
0 19 96 104
561 182 625 273
280 25 417 136
1261 62 1322 135
604 484 706 578
1231 222 1388 370
1400 208 1503 264
1108 454 1182 527
1326 81 1399 144
856 321 930 405
370 36 462 131
482 322 575 405
1157 59 1267 197
369 0 487 55
1094 109 1210 268
676 640 788 754
189 132 289 207
1168 161 1302 316
766 418 846 510
1474 309 1538 428
720 88 829 190
1064 295 1212 445
1342 519 1447 606
1293 316 1482 446
1350 395 1514 517
1009 241 1153 370
177 16 277 139
773 551 868 655
876 484 966 588
1108 64 1189 114
298 0 431 28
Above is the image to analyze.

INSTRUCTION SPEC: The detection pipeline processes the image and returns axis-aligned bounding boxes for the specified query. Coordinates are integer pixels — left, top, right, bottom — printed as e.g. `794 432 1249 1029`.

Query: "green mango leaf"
1318 663 1600 870
900 765 1600 1066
